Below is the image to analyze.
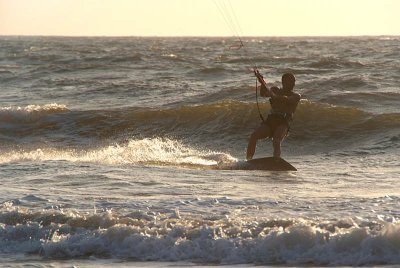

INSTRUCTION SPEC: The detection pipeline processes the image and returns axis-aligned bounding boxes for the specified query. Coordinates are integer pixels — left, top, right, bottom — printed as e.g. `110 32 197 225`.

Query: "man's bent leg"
272 124 289 158
246 123 271 160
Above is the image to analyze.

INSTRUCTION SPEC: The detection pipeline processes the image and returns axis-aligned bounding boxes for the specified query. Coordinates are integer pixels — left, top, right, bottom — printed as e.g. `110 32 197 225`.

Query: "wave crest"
0 101 398 153
0 103 69 123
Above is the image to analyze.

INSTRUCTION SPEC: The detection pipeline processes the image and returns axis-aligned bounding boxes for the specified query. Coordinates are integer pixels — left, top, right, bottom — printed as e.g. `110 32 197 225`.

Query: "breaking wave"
0 137 237 168
1 203 400 265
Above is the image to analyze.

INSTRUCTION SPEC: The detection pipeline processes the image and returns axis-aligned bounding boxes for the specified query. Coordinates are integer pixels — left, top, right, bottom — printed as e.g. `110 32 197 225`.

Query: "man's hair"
282 73 295 89
282 73 295 82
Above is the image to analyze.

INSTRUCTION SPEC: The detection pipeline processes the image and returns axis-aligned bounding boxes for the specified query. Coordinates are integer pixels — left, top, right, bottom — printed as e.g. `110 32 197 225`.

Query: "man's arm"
259 84 270 97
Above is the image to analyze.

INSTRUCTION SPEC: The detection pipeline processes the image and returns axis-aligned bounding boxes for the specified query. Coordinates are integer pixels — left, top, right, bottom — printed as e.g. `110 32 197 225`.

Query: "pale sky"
0 0 399 36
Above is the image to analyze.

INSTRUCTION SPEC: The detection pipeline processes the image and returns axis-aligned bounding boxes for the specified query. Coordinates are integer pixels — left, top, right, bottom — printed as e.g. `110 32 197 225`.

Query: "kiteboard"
244 157 297 171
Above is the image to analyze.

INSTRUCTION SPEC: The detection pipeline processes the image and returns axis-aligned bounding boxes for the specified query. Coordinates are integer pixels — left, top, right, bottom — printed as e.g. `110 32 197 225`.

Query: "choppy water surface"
0 36 399 266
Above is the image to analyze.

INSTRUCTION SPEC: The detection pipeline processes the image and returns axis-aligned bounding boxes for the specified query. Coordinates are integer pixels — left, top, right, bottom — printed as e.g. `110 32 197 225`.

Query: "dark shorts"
263 114 290 138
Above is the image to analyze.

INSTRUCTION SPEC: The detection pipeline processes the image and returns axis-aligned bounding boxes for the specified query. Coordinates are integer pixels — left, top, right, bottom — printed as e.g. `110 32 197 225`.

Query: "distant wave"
198 66 227 74
320 91 400 109
309 56 366 68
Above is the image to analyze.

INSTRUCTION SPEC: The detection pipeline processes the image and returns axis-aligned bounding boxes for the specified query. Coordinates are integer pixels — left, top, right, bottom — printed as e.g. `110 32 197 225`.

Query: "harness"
268 90 294 121
268 111 293 121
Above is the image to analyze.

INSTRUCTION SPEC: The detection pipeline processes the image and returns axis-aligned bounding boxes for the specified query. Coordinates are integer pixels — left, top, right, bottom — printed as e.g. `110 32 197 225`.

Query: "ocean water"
0 36 399 267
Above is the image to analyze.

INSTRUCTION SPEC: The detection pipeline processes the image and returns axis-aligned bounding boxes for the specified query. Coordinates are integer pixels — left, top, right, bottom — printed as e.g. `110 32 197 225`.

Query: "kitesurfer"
246 72 301 160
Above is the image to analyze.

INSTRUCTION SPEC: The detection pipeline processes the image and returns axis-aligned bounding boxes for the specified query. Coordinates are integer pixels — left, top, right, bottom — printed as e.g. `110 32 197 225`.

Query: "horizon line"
1 34 399 38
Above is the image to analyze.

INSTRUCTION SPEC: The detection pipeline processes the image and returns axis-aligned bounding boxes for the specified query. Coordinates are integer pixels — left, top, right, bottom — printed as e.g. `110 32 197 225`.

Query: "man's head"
282 73 295 90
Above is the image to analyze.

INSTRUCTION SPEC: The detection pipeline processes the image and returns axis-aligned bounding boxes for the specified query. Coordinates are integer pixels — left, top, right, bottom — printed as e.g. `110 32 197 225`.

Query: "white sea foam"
1 207 400 265
0 103 68 114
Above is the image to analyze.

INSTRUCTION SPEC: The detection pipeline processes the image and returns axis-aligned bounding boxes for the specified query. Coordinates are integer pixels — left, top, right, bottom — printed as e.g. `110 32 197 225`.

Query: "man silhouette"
246 72 301 160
